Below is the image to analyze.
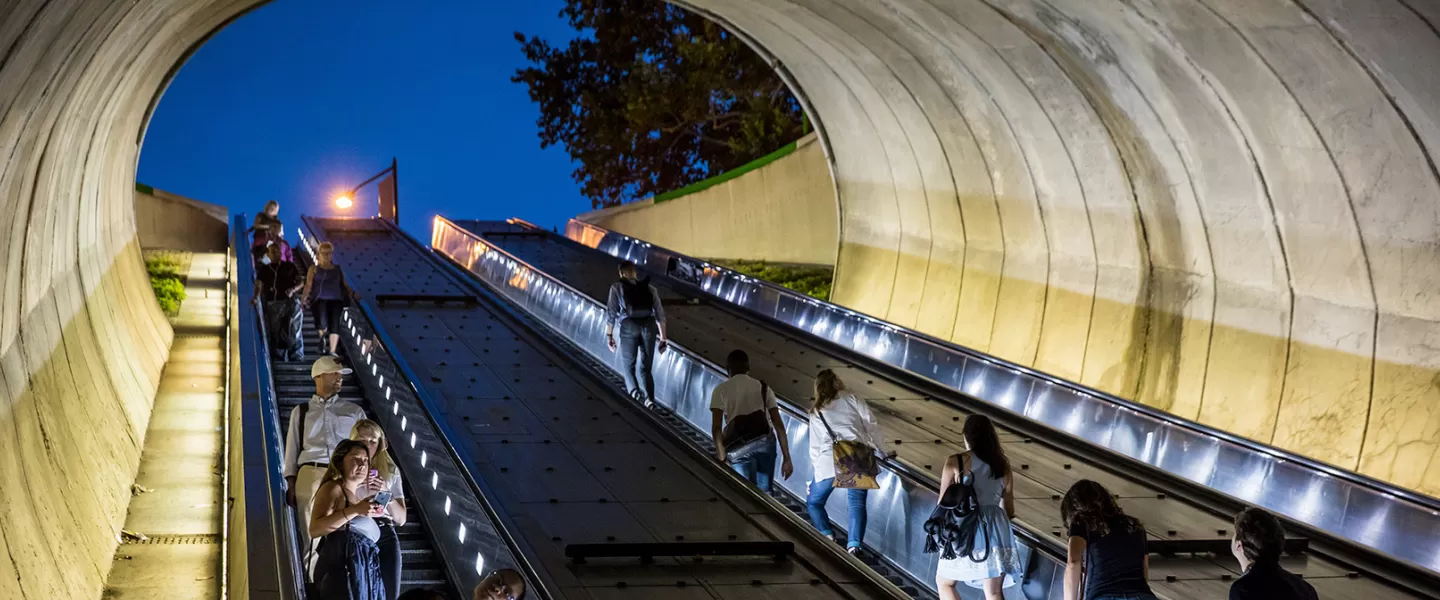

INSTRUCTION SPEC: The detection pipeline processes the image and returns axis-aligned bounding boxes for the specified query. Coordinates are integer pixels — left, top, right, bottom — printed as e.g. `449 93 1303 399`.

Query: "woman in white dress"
936 415 1023 600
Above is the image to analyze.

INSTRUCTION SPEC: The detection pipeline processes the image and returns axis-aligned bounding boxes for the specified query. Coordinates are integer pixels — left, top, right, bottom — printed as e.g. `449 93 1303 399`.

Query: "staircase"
272 310 450 596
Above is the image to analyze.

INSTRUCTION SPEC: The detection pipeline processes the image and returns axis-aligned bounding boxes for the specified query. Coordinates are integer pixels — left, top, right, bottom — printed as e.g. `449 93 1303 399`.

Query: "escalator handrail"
296 219 560 600
433 216 1070 581
555 218 1440 581
558 219 1438 512
231 214 308 600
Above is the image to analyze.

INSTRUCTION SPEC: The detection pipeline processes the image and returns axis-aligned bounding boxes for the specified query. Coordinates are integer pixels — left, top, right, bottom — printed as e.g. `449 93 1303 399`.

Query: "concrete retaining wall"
136 186 230 253
577 133 837 266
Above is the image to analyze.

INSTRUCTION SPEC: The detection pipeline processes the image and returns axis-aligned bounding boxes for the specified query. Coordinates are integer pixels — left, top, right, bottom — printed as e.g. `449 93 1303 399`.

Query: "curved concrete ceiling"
1 1 1438 596
679 0 1440 500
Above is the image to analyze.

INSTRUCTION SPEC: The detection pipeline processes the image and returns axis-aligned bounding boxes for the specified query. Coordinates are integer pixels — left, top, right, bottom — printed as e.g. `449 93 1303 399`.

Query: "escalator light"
445 496 452 515
393 401 399 415
410 433 417 448
378 375 384 388
385 387 391 400
421 451 428 467
475 553 484 576
372 364 377 377
401 416 408 431
431 471 438 490
459 523 467 543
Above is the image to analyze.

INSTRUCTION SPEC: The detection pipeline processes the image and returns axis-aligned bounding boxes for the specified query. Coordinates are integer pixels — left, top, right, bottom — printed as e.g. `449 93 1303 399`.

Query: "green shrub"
145 254 187 315
719 259 832 301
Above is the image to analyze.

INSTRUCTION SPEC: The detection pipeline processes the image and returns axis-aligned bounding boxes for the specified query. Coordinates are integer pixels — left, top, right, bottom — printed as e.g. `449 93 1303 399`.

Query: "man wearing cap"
283 355 367 550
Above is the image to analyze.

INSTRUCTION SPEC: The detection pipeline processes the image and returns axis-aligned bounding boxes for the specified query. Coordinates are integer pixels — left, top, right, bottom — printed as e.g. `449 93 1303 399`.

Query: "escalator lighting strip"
392 401 399 415
459 523 467 544
431 471 438 490
410 432 417 448
445 496 452 515
475 553 484 576
421 451 428 467
401 416 408 431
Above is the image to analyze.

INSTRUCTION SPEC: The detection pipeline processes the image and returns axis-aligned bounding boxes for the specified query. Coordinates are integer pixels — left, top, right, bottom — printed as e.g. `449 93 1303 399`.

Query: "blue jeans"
617 318 658 402
806 477 868 548
731 448 776 493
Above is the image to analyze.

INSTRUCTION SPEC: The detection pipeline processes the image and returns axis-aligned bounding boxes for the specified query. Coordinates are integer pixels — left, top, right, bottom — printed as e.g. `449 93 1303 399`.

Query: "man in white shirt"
710 350 793 492
283 355 366 549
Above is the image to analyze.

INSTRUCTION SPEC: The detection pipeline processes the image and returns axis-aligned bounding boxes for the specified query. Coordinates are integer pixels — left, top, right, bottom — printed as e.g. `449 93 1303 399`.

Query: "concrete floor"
103 253 228 600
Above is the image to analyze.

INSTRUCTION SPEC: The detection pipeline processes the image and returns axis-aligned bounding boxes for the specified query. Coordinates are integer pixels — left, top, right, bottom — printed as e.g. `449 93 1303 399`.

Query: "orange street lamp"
335 157 400 225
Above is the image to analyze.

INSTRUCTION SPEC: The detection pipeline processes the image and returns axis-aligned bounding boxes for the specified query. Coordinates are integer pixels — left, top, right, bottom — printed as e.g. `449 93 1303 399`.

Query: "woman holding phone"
310 439 387 600
352 420 406 600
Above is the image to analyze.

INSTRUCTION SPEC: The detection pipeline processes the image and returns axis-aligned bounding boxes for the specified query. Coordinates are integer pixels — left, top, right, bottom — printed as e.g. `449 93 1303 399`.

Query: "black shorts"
311 299 346 334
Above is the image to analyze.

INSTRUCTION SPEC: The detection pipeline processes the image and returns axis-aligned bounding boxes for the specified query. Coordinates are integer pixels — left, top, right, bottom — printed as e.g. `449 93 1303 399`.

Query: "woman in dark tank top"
1061 480 1157 600
302 241 360 355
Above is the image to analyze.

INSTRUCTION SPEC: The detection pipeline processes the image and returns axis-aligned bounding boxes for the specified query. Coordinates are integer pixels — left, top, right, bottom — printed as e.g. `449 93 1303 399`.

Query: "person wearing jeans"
805 369 889 553
604 261 667 405
710 350 794 492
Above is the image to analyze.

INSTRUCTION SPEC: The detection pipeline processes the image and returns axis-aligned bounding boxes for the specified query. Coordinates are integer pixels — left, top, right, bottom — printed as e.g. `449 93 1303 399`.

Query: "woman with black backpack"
933 415 1022 600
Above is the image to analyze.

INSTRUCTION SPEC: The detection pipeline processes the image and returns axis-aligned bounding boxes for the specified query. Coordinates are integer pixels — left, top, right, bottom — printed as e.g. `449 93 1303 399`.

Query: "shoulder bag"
816 400 880 489
721 382 775 463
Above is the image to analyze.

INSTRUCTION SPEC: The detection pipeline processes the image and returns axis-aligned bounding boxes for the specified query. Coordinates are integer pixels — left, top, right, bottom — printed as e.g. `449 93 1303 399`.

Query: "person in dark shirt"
1230 507 1318 600
1061 480 1157 600
254 243 305 361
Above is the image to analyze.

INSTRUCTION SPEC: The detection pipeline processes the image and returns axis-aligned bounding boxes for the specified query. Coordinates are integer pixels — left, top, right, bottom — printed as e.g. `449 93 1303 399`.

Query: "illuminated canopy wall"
676 0 1440 498
0 1 1437 597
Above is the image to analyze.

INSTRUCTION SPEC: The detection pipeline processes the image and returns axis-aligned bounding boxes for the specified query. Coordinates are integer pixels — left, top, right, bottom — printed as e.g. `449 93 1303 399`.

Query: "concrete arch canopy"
673 0 1440 498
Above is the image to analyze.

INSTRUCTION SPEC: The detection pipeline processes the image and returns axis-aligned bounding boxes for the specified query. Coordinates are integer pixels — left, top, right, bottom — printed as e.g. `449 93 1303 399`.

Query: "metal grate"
127 533 220 545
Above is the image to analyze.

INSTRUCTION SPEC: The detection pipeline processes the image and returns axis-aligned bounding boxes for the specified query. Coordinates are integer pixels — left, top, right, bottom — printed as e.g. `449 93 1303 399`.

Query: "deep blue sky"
137 0 584 237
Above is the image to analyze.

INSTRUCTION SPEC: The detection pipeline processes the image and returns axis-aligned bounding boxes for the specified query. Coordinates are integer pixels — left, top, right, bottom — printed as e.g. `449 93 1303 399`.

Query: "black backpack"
923 454 991 561
620 277 655 316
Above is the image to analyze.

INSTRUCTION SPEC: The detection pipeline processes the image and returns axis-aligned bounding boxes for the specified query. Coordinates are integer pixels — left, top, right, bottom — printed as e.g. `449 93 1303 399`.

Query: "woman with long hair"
351 420 407 600
805 369 889 555
1060 480 1155 600
936 415 1022 600
310 439 386 600
302 241 361 355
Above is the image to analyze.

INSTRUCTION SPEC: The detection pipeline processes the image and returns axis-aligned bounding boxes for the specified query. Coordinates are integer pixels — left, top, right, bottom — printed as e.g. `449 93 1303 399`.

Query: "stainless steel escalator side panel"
297 220 555 600
434 217 1059 599
561 219 1440 577
232 214 307 600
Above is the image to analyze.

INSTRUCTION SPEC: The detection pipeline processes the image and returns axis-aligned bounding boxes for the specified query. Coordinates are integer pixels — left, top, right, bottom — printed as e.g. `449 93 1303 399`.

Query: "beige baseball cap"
311 355 353 378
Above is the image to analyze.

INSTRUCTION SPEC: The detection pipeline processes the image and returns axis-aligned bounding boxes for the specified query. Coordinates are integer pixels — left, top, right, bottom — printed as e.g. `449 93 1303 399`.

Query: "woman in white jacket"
806 369 891 554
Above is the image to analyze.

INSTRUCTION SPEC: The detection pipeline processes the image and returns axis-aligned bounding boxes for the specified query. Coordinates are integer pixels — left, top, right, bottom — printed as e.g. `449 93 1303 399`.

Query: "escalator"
232 214 559 600
302 215 922 600
434 217 1440 600
270 310 449 595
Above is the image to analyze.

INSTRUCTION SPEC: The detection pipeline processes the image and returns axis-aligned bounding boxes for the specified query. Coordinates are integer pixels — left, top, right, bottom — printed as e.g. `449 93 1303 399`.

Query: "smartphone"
373 490 393 506
368 469 379 479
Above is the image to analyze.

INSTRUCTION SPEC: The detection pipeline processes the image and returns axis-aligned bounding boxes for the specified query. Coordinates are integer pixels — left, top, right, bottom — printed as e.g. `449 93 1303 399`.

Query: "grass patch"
143 250 191 316
714 259 832 301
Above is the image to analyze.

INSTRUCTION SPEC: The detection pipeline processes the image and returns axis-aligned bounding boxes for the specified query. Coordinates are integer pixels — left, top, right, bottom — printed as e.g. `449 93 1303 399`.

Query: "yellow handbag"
816 408 880 489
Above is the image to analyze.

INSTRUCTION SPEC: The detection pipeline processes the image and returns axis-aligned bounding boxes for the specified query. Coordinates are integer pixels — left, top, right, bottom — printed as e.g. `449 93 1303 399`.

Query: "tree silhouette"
513 0 805 208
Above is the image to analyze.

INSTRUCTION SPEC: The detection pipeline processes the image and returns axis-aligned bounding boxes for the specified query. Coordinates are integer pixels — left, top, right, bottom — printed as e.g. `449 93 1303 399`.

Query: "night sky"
136 0 585 237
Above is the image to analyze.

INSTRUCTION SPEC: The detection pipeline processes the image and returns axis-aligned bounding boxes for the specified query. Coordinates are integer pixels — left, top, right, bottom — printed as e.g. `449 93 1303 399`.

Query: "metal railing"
296 223 557 600
433 216 1071 597
560 218 1440 579
231 214 307 600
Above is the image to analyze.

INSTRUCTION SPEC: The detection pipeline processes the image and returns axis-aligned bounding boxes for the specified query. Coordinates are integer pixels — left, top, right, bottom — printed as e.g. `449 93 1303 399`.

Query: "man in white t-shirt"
710 350 793 492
